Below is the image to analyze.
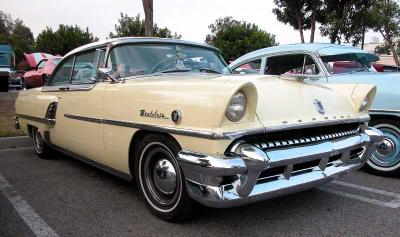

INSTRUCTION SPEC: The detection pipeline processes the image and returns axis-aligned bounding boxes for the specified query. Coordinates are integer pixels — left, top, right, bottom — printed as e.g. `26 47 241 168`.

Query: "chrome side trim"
64 114 102 124
16 114 54 125
64 113 369 140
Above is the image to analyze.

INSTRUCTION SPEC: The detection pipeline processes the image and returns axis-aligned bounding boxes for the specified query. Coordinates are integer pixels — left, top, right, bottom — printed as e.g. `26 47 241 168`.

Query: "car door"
43 49 106 162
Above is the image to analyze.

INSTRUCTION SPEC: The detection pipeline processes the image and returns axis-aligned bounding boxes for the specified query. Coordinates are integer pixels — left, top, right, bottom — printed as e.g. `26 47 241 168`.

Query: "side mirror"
97 68 118 83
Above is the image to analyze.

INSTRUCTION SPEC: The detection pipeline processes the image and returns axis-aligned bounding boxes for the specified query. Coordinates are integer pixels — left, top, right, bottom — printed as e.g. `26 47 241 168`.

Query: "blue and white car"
229 43 400 176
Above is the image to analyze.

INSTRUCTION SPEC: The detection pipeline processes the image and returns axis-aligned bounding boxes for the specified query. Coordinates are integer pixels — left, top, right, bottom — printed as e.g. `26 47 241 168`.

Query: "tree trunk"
142 0 153 37
381 28 400 67
297 16 305 43
310 0 317 43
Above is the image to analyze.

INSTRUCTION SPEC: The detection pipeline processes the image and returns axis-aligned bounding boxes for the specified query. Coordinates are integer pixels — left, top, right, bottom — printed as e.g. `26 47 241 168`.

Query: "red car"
22 56 61 89
371 63 400 72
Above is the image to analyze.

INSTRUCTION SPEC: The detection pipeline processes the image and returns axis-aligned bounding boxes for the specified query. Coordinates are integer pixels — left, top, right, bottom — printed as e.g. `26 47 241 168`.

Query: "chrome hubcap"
371 125 400 168
33 129 44 153
153 159 177 195
377 138 396 156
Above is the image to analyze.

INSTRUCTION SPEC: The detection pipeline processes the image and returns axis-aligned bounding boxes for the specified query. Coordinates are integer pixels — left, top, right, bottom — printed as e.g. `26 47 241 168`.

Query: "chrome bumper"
177 127 383 208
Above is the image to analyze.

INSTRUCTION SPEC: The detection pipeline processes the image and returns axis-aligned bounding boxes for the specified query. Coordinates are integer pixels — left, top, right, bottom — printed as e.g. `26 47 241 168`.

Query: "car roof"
229 43 368 68
64 37 219 57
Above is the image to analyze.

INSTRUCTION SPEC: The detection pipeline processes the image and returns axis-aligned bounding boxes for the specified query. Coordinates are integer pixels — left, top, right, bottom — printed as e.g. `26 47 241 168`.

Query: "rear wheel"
134 133 193 221
32 127 54 159
365 118 400 177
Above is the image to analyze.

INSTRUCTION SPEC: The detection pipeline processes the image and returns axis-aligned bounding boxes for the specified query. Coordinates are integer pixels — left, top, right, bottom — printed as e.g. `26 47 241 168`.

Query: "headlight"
359 96 369 112
226 90 247 122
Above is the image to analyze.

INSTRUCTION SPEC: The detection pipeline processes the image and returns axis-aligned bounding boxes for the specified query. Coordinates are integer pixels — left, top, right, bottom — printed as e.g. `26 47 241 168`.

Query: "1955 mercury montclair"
14 38 383 221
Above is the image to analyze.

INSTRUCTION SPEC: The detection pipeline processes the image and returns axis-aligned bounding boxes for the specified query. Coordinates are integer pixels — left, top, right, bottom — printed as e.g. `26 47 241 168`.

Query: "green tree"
272 0 323 43
109 13 181 39
370 0 400 66
319 0 376 46
36 25 98 56
0 11 34 62
206 17 277 61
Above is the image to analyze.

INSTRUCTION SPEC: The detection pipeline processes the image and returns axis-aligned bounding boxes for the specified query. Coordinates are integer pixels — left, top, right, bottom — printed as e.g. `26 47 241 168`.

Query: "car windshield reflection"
107 44 231 79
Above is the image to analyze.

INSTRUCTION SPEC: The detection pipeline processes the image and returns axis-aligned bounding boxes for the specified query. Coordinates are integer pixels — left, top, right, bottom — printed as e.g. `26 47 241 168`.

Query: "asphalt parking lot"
1 136 400 237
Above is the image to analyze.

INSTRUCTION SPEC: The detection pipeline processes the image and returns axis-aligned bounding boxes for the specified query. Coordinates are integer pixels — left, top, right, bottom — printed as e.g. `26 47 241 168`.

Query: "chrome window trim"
64 113 370 140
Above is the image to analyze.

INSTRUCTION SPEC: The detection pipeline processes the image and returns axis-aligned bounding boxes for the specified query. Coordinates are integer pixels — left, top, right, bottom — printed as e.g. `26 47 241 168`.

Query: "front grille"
242 122 361 151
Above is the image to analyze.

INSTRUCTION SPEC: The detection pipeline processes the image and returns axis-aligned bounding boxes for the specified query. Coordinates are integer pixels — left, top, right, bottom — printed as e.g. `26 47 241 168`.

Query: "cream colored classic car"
15 38 383 221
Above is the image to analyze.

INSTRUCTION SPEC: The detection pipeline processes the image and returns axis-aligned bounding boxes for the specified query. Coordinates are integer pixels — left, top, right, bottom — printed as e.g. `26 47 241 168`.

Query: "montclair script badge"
313 99 325 115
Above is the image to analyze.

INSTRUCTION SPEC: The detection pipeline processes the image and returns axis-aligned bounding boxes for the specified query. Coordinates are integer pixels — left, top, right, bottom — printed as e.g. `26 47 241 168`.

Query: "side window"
265 54 320 75
71 51 97 84
49 57 74 86
233 59 262 74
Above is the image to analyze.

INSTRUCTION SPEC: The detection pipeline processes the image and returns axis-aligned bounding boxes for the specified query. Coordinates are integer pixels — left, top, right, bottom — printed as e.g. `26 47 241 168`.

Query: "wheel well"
369 114 400 124
128 130 181 176
27 124 34 137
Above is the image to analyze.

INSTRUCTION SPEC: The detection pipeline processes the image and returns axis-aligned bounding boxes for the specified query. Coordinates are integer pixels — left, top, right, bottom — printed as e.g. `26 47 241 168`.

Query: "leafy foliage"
206 17 277 61
319 0 376 46
375 44 391 55
272 0 324 43
109 13 181 39
370 0 400 65
35 25 98 56
0 11 34 62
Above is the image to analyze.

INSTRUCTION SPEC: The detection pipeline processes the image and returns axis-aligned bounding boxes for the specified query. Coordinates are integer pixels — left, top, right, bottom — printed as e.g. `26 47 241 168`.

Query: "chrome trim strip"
64 114 102 124
102 119 219 139
64 113 369 140
16 114 53 125
369 109 400 114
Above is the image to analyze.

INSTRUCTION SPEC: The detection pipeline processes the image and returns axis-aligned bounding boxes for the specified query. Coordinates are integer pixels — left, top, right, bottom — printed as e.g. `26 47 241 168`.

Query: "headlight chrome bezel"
225 90 247 122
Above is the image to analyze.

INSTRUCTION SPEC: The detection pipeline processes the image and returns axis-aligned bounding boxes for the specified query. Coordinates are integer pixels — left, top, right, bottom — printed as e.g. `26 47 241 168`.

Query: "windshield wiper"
156 68 191 74
196 68 222 74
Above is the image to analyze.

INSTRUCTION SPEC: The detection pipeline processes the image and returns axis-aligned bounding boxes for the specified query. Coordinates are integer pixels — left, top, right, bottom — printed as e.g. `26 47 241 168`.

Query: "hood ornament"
313 99 325 115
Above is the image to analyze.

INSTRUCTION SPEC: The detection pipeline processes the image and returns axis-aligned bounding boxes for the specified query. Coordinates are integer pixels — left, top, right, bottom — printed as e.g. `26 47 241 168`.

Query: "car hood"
248 75 362 129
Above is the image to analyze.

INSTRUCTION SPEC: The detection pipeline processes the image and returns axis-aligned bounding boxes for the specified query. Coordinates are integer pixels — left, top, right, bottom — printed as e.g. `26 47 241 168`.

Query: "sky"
2 0 383 45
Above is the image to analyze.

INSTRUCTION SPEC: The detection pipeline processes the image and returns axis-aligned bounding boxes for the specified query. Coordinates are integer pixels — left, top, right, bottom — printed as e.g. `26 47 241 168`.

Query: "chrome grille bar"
260 129 359 150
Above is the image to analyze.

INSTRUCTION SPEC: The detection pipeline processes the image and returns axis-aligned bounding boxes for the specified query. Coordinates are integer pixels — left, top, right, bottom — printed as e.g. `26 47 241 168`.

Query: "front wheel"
134 133 193 221
365 118 400 177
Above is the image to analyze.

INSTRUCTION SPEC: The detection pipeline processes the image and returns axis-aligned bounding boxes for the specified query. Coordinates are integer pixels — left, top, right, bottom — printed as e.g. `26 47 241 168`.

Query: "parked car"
372 63 400 72
15 38 382 221
8 70 26 90
21 56 61 89
0 44 15 92
229 43 400 176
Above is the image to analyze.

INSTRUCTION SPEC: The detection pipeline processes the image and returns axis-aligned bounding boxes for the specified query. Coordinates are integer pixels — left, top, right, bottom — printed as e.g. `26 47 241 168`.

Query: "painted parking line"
319 180 400 209
0 173 59 237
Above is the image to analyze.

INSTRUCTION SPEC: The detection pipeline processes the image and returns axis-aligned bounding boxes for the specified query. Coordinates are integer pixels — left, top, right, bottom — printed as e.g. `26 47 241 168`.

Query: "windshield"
321 53 375 74
106 44 230 79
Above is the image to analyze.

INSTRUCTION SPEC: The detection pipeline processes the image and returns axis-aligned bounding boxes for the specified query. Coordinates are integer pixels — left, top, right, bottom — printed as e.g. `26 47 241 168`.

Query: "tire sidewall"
134 134 191 220
367 118 400 175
